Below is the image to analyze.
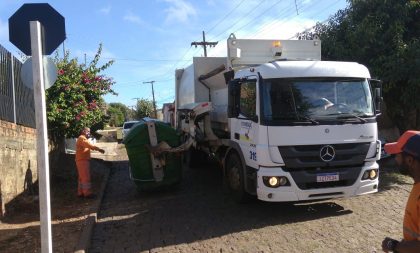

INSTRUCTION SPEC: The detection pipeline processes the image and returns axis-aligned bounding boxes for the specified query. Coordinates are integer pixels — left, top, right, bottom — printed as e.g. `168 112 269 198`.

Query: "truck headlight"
369 169 378 179
268 177 279 187
362 169 378 180
263 176 290 188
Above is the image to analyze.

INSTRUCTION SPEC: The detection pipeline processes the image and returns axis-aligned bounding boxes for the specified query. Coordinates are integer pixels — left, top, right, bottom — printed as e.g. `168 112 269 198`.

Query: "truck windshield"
260 78 374 124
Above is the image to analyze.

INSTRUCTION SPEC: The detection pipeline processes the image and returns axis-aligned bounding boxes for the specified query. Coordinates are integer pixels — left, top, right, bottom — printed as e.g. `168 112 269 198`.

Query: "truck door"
230 76 260 168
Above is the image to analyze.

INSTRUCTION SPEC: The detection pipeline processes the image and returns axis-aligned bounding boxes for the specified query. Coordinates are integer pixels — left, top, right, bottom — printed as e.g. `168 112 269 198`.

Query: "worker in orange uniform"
75 127 105 198
382 130 420 253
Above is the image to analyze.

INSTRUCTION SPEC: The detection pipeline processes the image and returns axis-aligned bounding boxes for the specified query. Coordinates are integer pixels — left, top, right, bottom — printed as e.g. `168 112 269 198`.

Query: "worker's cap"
384 130 420 159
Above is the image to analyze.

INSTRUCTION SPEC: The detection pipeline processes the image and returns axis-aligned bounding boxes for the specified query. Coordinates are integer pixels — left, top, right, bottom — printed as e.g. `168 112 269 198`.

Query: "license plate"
316 173 339 182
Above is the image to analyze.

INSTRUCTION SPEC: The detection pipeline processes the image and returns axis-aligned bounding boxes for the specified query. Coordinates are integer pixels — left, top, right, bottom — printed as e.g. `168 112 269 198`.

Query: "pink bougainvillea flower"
58 69 64 75
88 102 97 109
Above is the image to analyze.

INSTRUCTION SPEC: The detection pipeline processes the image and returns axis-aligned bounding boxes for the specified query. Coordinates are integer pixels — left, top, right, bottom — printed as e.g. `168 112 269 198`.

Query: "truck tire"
225 152 250 203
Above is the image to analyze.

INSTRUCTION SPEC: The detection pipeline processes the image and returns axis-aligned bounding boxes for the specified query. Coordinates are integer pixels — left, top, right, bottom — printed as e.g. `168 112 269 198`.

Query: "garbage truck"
148 33 383 202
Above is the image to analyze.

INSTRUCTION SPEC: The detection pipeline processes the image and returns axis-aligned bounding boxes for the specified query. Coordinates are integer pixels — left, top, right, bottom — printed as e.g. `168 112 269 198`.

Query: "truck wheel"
225 152 250 203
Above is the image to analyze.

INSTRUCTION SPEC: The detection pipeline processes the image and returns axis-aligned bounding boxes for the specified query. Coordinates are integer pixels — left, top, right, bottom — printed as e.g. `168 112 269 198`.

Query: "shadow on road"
0 154 108 224
91 161 354 252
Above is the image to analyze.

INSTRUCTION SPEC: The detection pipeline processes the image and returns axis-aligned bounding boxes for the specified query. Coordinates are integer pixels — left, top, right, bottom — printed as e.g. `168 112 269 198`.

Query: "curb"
73 159 111 253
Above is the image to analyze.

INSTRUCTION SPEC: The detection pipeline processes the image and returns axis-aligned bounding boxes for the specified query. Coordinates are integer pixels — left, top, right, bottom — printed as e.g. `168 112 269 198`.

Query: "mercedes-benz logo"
320 145 335 162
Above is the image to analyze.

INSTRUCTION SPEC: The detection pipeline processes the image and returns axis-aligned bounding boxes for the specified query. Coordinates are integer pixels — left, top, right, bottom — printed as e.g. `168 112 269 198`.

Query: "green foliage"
108 103 129 126
135 98 154 119
239 82 257 118
47 44 117 138
299 0 420 131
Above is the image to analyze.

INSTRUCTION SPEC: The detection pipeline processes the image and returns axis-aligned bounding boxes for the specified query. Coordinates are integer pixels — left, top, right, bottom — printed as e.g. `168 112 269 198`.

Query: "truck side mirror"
369 79 382 115
228 79 241 118
224 69 235 84
375 87 382 115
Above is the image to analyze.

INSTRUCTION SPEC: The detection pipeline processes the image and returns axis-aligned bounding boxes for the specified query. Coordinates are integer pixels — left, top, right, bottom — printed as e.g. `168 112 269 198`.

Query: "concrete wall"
0 119 37 217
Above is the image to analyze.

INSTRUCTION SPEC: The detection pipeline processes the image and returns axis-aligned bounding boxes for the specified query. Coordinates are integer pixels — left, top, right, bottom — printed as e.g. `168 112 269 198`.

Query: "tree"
47 44 116 138
298 0 420 132
107 106 124 127
107 102 130 126
134 98 154 119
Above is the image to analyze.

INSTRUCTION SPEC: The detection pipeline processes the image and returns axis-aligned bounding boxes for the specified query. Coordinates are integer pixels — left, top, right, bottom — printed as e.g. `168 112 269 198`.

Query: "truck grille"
278 143 370 190
278 143 370 169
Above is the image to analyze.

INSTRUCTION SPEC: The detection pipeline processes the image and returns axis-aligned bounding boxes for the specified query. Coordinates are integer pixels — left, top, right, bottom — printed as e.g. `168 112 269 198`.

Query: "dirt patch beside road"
0 143 119 253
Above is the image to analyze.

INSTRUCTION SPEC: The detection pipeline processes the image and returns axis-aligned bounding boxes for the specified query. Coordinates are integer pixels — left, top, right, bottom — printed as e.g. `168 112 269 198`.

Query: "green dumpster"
123 120 182 191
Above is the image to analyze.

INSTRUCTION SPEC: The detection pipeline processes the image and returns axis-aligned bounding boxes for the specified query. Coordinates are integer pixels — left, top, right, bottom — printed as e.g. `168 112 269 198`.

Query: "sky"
0 0 349 109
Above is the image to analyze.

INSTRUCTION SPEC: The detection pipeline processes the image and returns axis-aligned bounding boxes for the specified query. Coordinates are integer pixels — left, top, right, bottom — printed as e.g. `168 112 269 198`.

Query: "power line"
140 0 245 80
231 0 284 35
185 0 246 59
247 0 337 40
249 0 305 39
137 52 193 83
207 0 268 42
176 0 343 70
289 0 343 39
206 0 246 34
138 0 257 80
202 1 293 56
156 95 176 104
125 0 345 87
173 47 193 69
139 0 299 81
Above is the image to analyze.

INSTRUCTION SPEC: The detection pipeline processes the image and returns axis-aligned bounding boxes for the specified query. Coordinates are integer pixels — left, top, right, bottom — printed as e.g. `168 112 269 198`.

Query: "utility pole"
128 104 136 120
132 97 140 118
142 81 157 118
191 31 218 57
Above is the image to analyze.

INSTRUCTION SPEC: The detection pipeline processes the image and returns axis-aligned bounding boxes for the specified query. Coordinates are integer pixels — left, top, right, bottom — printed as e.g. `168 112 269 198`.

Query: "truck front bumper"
256 162 379 202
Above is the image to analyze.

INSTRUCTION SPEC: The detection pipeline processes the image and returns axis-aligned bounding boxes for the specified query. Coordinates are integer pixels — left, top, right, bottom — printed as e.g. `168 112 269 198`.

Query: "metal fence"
0 44 35 128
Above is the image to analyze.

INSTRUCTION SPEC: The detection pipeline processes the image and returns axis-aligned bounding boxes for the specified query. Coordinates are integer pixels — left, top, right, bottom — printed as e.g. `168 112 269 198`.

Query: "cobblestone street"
90 146 411 253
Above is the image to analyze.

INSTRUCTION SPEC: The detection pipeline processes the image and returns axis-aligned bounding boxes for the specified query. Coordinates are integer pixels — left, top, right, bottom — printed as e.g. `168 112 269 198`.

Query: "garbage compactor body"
123 120 182 190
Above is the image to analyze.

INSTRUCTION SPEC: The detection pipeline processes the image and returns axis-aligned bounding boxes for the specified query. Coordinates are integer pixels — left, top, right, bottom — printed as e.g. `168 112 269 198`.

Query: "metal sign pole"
30 20 52 253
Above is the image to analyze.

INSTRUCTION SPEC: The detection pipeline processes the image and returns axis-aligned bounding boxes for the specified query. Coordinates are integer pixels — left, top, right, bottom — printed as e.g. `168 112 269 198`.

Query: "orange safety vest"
75 135 97 161
403 182 420 241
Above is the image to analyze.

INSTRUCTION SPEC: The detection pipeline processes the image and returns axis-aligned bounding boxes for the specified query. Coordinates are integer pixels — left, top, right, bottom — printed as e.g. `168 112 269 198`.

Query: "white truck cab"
174 34 382 202
229 60 380 201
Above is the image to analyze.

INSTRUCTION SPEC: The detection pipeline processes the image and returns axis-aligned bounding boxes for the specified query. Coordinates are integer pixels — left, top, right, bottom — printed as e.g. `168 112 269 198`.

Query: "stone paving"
90 147 411 253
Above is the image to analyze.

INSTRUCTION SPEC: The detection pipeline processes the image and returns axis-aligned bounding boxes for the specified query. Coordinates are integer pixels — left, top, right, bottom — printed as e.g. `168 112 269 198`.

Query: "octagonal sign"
9 3 65 55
